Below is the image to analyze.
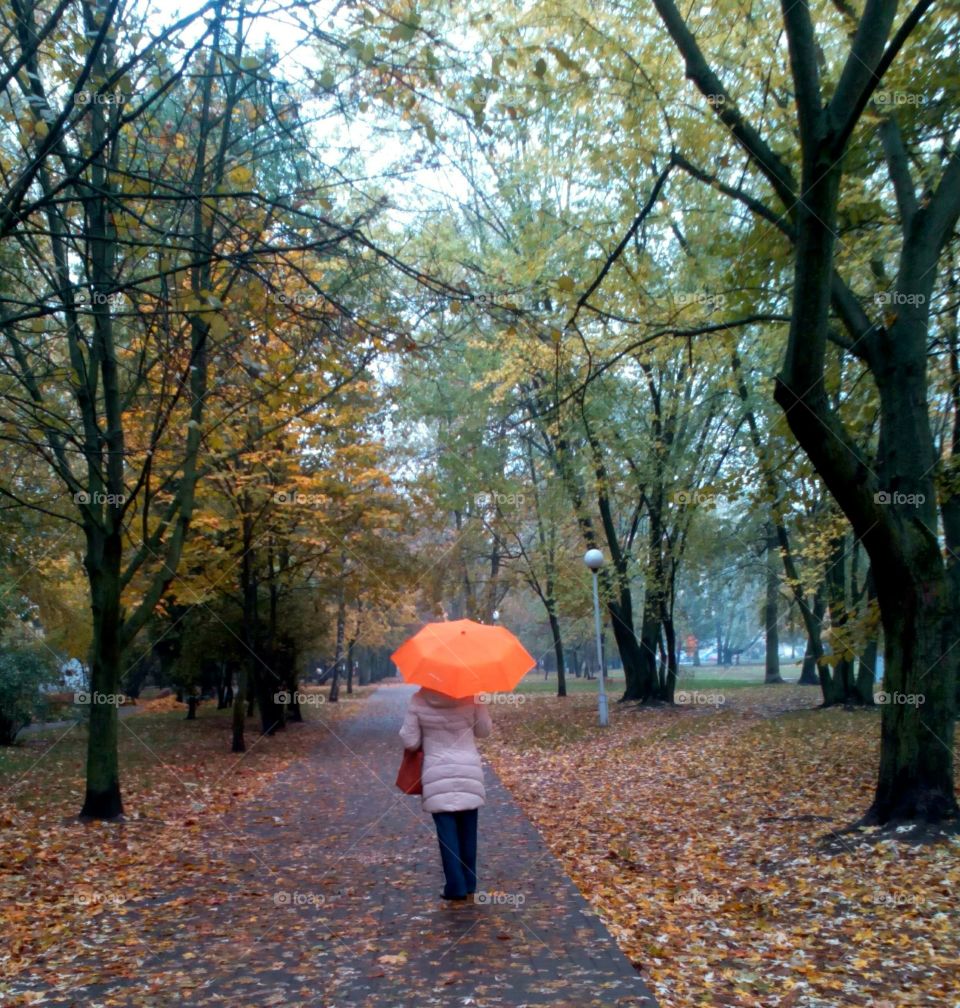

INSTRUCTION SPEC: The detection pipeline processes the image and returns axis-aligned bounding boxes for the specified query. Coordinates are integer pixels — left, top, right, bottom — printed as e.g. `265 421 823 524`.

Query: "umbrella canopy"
390 619 536 699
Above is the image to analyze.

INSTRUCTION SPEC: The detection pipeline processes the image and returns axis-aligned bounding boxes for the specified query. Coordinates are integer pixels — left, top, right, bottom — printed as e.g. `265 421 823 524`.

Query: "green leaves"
389 12 422 43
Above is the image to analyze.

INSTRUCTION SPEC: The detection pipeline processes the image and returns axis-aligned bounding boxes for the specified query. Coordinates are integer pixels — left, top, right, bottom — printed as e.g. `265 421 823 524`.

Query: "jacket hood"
419 687 463 706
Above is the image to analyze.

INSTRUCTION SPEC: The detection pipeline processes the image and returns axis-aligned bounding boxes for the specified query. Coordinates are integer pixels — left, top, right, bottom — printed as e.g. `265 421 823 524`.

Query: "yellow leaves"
18 116 38 146
556 274 575 293
377 952 407 965
229 165 253 187
486 689 960 1008
207 313 229 340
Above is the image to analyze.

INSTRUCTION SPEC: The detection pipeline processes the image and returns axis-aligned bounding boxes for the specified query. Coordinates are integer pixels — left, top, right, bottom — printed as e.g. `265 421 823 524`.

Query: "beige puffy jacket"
399 687 493 813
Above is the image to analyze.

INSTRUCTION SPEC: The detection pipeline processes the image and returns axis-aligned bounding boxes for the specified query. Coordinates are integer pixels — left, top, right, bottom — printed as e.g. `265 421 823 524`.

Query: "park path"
14 683 656 1008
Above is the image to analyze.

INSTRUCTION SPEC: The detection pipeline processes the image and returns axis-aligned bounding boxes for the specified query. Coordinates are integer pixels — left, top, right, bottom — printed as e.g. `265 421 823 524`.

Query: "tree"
651 0 959 823
0 0 406 815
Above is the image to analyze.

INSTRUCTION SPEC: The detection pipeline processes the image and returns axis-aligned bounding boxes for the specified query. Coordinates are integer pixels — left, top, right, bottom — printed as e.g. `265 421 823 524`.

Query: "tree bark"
80 533 124 819
798 588 825 686
764 523 784 684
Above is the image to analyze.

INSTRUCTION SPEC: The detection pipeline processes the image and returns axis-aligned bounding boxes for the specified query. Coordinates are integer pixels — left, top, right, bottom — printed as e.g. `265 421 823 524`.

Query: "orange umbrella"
390 619 536 698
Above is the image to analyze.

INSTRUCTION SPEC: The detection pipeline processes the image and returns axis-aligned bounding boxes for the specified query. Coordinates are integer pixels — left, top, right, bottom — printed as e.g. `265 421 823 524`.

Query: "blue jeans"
432 808 478 898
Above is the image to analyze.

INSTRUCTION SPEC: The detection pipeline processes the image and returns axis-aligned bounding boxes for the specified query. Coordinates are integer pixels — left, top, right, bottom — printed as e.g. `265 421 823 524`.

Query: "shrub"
0 647 56 744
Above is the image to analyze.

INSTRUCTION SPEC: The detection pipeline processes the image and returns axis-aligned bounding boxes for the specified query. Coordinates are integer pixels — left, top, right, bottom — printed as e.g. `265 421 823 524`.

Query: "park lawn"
513 664 805 696
481 684 960 1008
0 685 376 992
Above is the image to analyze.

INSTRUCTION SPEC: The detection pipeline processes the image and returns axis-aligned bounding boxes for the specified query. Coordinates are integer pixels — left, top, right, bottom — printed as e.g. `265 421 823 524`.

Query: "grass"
512 663 812 697
0 683 378 816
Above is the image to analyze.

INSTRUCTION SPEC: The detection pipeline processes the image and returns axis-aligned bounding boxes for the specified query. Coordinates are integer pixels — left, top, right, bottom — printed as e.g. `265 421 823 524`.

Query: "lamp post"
583 548 608 727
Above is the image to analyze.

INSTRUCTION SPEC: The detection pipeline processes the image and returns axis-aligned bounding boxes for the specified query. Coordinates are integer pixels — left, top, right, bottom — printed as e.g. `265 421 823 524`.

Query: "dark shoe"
440 891 467 901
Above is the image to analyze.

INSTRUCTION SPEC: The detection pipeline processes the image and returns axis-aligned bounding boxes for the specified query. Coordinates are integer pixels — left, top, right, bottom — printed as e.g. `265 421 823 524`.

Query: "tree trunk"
662 613 678 703
797 589 824 685
80 535 124 820
231 662 247 754
764 522 784 684
869 565 955 822
329 560 347 703
823 529 858 707
358 647 371 686
614 594 654 701
547 606 567 697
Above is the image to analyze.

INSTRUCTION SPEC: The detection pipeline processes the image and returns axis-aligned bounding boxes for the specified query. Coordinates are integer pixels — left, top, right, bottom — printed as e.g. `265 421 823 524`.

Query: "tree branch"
829 0 932 156
878 115 918 227
651 0 797 210
566 159 675 329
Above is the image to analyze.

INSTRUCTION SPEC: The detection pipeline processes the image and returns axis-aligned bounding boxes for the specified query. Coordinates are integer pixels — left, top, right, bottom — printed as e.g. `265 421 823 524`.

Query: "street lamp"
583 548 608 727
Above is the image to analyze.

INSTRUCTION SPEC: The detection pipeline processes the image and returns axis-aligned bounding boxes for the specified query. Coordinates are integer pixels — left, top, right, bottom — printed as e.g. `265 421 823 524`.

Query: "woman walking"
399 686 493 901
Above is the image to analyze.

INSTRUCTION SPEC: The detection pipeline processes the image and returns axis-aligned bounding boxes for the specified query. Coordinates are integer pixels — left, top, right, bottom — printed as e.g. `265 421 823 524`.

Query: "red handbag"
396 746 423 794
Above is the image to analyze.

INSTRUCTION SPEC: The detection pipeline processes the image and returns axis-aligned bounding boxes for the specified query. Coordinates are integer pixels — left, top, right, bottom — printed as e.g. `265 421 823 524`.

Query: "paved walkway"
20 701 145 736
15 683 656 1007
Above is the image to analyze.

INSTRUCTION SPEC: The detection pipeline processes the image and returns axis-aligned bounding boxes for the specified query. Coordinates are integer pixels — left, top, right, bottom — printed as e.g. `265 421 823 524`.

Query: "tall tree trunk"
80 534 124 819
856 567 880 705
823 529 856 707
547 605 567 698
764 522 784 684
328 554 347 703
662 613 678 703
797 588 825 686
231 662 247 753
